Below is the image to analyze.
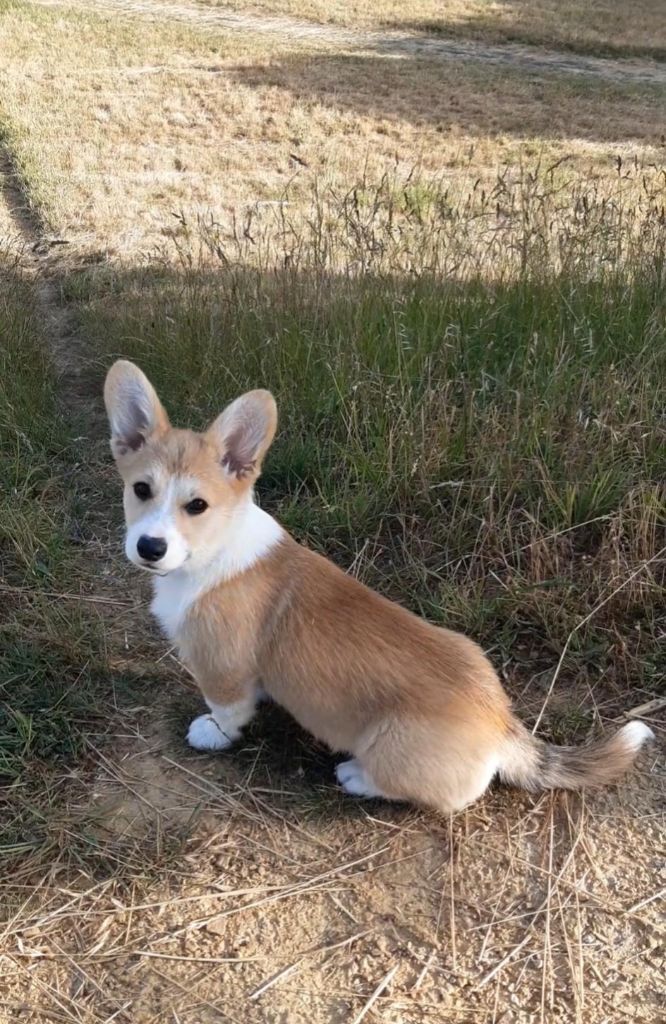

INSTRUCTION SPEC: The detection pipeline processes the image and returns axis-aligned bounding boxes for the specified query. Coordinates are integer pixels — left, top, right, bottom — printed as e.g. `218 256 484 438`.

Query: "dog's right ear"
104 360 169 458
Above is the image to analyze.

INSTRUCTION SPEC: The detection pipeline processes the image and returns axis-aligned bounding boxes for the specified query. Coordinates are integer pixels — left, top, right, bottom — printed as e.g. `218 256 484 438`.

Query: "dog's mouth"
140 563 168 575
135 552 191 576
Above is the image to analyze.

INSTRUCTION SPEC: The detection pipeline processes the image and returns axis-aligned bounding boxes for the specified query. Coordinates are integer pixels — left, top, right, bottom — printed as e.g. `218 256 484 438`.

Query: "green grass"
0 252 67 577
71 194 665 718
0 260 81 819
0 256 158 871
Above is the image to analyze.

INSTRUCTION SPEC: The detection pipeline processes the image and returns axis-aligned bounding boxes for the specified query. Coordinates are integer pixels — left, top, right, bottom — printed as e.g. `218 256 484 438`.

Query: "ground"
0 2 664 1023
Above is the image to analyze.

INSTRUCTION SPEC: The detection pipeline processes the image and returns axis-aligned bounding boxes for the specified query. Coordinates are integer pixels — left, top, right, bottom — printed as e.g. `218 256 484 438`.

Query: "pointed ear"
206 390 277 482
104 360 169 458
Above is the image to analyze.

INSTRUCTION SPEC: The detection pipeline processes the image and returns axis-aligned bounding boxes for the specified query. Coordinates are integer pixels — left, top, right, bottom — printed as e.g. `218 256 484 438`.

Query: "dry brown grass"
2 686 663 1023
196 0 666 60
0 3 663 255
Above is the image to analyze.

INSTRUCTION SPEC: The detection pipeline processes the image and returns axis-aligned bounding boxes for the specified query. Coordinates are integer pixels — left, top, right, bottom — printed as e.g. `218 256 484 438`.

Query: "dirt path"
29 0 666 86
0 151 97 421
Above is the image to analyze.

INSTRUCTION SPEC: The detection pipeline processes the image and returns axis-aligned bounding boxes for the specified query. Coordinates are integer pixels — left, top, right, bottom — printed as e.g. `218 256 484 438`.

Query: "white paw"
336 759 384 798
187 713 237 751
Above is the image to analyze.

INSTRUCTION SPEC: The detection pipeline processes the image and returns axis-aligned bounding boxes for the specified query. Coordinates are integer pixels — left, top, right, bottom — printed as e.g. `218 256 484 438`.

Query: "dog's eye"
185 498 208 516
133 481 152 501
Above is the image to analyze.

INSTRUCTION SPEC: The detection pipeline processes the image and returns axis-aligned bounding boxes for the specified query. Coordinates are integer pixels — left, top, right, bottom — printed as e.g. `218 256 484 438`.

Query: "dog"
104 360 654 813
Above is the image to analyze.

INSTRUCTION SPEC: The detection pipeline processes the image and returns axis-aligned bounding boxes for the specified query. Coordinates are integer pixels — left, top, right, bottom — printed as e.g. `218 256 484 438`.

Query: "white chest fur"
151 570 202 642
150 504 283 643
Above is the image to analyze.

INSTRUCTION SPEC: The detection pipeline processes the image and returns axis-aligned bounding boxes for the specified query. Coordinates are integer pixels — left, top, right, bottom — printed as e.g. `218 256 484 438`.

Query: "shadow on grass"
73 256 664 694
1 249 664 893
390 0 666 62
221 50 665 149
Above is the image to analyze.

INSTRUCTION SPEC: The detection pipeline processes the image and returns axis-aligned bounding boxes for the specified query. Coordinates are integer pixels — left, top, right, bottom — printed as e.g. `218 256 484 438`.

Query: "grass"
0 252 72 598
74 204 665 712
0 2 664 1022
0 2 663 255
0 261 84 835
196 0 666 61
0 255 170 873
0 258 80 835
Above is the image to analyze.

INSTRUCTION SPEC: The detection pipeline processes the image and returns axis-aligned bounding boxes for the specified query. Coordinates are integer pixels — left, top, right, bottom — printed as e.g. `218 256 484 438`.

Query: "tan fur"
104 361 653 813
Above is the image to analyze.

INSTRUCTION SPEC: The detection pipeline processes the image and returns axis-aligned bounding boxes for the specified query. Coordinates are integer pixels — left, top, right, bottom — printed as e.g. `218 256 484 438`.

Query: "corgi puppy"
104 360 654 813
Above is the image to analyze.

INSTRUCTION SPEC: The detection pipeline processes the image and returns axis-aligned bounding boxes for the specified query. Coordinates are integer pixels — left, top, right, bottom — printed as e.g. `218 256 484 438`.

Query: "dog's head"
104 360 277 575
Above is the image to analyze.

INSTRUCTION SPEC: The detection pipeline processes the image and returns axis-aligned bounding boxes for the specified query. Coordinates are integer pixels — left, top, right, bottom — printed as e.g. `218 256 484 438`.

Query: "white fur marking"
620 721 654 750
126 475 189 574
187 696 257 750
336 759 386 798
151 502 283 641
187 713 233 751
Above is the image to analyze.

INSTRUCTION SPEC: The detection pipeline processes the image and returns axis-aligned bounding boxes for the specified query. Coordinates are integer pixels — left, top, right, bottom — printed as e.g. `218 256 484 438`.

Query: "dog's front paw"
336 759 384 798
187 713 237 751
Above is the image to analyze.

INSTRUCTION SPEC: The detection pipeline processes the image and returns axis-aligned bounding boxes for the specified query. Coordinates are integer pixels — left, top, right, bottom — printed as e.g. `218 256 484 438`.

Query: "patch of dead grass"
0 3 663 254
3 722 663 1023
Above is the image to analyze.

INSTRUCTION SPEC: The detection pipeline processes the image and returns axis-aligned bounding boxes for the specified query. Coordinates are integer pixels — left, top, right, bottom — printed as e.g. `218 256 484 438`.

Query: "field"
0 1 664 1022
195 0 666 59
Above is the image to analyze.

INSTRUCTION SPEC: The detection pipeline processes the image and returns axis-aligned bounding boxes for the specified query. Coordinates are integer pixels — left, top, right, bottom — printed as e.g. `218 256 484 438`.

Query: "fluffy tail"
500 720 654 792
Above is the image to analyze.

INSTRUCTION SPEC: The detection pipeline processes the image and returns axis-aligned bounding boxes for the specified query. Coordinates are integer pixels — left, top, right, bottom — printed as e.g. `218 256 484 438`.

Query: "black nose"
137 535 167 562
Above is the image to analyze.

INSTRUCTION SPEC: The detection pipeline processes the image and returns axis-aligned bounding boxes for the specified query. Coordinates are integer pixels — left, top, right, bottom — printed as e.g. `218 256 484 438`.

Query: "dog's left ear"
207 390 277 482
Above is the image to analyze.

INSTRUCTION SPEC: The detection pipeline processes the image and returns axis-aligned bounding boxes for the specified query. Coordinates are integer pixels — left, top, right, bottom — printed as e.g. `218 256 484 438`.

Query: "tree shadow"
1 248 662 1024
393 0 666 62
223 50 664 152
